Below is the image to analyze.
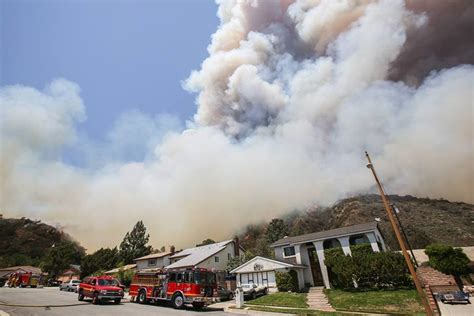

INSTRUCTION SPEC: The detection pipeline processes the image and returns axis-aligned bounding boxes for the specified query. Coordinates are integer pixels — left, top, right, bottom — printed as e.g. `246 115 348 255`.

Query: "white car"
59 280 81 292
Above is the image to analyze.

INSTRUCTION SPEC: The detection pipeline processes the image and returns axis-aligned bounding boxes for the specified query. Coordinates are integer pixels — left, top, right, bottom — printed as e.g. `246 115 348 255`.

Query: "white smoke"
1 0 473 251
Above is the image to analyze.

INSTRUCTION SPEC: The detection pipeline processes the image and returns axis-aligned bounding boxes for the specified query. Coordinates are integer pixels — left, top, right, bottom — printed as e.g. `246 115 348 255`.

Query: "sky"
1 0 472 251
1 0 218 140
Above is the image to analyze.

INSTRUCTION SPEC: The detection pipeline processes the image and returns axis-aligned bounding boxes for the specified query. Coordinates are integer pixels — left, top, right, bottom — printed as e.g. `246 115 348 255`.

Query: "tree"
40 241 85 279
196 238 216 247
266 218 288 244
119 221 152 264
81 247 120 278
226 251 255 271
425 244 470 276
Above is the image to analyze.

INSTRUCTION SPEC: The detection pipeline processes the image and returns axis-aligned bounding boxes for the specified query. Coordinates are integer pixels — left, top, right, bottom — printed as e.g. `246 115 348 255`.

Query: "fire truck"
8 272 41 288
129 267 219 309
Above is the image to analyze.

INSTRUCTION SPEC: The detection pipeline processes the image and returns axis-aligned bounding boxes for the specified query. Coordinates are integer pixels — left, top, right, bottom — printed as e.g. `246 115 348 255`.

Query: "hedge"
324 245 411 290
276 270 299 292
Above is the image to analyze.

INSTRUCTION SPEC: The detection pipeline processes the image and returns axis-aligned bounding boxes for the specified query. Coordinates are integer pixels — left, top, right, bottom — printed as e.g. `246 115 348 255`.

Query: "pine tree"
119 221 152 264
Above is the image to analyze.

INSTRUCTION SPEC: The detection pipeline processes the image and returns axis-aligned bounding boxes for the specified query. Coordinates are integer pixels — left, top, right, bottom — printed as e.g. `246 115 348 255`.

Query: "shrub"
324 248 355 289
116 267 135 288
425 244 470 276
276 270 299 292
325 245 411 290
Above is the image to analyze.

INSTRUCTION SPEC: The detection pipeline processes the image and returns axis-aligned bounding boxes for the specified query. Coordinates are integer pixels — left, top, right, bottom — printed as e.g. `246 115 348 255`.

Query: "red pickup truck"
78 276 124 304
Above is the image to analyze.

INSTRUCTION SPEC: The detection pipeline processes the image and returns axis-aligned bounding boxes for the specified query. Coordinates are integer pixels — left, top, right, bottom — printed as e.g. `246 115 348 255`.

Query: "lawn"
325 289 425 315
247 292 308 308
245 306 359 315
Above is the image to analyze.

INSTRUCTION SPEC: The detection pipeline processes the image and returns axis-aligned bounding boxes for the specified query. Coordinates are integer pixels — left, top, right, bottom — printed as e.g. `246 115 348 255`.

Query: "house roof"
104 264 137 275
0 266 43 277
166 240 234 269
270 222 379 247
134 251 172 261
230 256 306 274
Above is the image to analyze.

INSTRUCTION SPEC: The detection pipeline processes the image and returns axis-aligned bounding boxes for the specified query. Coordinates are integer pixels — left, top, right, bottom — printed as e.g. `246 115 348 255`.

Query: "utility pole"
392 204 419 267
365 152 433 316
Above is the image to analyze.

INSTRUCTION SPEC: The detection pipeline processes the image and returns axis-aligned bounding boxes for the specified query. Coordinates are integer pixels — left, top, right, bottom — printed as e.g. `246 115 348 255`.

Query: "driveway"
437 300 474 316
0 287 234 316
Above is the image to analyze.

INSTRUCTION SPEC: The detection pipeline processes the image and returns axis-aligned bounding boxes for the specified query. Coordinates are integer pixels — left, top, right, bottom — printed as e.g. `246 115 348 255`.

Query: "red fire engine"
8 272 41 288
129 267 219 309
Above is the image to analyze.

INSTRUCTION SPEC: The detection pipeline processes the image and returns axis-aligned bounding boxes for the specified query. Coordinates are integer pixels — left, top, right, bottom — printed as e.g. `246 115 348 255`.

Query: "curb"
0 310 10 316
224 306 295 316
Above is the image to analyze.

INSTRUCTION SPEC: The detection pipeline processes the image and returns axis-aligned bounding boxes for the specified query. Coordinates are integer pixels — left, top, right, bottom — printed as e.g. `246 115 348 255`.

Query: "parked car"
217 286 234 301
59 280 81 292
78 276 124 305
241 283 267 300
439 291 471 304
47 279 61 287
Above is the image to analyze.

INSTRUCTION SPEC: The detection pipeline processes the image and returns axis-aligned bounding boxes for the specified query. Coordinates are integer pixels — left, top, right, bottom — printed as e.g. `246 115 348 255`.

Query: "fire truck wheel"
92 292 100 305
137 290 147 304
171 293 184 309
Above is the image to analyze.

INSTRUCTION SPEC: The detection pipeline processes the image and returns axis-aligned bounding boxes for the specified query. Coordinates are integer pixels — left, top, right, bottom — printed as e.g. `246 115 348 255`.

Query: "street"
0 287 235 316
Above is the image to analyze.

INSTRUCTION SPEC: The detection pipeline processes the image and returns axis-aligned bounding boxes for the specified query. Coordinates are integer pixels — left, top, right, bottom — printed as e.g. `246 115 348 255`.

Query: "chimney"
233 236 240 257
170 245 175 255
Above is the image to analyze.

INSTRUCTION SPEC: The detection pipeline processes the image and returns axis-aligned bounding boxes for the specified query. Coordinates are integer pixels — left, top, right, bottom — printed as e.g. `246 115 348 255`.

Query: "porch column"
294 244 302 264
313 241 330 289
296 269 305 290
366 232 380 252
338 236 352 256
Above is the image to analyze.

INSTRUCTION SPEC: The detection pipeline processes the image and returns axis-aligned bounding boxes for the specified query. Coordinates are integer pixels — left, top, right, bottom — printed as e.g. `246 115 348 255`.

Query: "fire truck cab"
129 267 219 309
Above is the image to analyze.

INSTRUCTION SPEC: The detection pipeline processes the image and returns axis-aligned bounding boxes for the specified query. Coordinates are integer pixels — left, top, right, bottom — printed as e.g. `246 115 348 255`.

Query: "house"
231 222 386 291
134 251 172 270
58 264 81 283
230 256 306 293
270 222 386 289
166 239 243 271
104 264 137 275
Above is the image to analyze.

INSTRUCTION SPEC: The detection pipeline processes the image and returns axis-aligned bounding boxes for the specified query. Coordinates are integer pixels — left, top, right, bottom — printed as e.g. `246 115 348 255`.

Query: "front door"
307 247 324 286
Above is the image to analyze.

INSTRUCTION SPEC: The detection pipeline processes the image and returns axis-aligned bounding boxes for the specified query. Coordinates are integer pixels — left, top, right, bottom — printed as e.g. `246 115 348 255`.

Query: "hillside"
239 194 474 255
0 216 84 268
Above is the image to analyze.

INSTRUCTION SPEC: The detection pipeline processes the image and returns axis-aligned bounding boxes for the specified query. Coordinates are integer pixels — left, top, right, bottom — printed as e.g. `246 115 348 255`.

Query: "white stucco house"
231 222 386 290
134 251 172 270
271 222 386 289
166 239 243 271
230 256 306 293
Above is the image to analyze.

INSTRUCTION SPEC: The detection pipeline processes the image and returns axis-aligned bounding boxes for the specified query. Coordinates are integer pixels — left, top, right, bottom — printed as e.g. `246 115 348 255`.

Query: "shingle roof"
166 240 233 269
270 222 379 247
0 265 43 275
134 251 172 261
104 264 137 275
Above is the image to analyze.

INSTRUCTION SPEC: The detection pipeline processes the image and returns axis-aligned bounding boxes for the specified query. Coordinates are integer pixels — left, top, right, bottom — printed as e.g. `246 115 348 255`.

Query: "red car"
78 276 124 304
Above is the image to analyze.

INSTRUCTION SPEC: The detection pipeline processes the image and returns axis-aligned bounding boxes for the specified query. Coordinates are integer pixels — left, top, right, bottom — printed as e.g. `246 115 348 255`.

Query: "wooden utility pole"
365 151 433 316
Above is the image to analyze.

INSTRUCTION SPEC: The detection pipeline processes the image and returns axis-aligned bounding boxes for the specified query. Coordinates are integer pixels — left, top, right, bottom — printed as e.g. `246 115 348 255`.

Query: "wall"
136 256 170 270
196 243 237 271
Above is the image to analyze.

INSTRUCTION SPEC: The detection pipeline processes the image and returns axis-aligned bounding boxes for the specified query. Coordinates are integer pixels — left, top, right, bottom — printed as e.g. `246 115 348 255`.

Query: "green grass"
325 289 425 315
244 306 358 316
248 292 308 308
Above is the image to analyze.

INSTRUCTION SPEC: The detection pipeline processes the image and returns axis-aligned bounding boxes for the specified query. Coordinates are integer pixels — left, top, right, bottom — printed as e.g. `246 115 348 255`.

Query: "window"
176 272 184 283
168 273 176 282
283 246 296 257
215 256 220 263
148 259 157 266
228 253 231 260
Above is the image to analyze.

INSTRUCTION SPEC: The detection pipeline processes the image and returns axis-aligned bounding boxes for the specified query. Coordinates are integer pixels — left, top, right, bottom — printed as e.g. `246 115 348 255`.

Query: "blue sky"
1 0 219 139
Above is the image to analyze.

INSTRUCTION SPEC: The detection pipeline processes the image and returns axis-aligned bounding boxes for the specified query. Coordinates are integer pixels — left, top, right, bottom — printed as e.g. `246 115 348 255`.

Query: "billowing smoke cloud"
1 0 473 251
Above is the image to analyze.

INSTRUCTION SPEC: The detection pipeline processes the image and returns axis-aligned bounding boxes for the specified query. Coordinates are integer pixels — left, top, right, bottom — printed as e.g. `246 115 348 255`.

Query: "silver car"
59 280 81 292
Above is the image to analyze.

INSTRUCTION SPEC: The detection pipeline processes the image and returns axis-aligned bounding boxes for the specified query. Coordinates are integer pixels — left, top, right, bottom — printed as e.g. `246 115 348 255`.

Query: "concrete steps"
306 287 335 311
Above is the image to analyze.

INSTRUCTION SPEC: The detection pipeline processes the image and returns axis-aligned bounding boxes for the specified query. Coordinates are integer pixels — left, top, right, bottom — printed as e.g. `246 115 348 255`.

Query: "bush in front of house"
425 243 470 276
276 270 299 292
324 245 411 290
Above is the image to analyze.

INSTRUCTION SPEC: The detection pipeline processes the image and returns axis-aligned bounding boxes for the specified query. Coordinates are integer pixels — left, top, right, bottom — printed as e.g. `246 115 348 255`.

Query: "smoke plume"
1 0 473 251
